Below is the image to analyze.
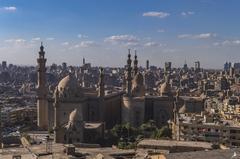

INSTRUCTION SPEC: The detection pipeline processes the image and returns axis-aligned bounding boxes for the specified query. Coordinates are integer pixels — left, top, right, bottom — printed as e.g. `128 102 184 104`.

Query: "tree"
154 126 172 139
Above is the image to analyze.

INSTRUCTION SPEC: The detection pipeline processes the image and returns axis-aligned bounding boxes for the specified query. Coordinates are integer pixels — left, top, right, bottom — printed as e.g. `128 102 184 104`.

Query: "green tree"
154 126 172 139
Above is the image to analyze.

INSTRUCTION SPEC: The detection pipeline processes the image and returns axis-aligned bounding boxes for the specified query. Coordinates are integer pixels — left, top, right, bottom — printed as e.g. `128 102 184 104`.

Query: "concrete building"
173 113 240 147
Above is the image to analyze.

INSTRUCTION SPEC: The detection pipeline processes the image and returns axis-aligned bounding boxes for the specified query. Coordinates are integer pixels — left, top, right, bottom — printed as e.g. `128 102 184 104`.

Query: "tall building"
62 62 67 71
165 62 172 74
146 60 149 70
194 61 201 72
37 43 48 130
2 61 7 70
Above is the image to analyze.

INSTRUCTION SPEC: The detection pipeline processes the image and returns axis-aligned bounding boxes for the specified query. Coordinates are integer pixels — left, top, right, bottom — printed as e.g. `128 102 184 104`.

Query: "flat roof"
164 148 240 159
138 139 212 149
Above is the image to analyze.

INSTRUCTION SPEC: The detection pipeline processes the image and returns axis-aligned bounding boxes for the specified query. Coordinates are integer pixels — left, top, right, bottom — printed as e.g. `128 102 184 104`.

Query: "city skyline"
1 0 240 68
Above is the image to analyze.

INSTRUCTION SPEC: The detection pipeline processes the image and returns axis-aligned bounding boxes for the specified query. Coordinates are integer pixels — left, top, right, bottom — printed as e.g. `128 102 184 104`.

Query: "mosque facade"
36 44 195 144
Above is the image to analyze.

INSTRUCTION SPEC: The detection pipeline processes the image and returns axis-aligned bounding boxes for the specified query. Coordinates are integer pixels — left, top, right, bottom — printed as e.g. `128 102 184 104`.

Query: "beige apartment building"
173 114 240 147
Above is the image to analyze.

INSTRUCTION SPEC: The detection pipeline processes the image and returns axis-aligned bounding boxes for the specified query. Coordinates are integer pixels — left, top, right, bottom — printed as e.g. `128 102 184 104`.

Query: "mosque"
36 44 201 144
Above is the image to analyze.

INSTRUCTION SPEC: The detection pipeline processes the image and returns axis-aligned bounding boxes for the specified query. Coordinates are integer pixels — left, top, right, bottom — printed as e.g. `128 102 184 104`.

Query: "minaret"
174 89 180 123
37 42 48 130
54 88 60 143
83 57 85 65
133 50 138 76
126 49 132 96
146 60 149 70
98 67 105 97
98 67 105 122
173 89 180 140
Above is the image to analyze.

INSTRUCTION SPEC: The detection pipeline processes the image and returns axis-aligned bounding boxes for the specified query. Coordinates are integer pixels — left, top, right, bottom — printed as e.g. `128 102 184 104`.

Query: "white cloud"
157 29 165 33
125 42 139 47
74 41 97 48
194 33 216 39
181 11 195 16
162 49 178 53
46 37 55 41
143 11 170 18
213 40 240 46
177 34 192 39
144 42 163 47
3 6 17 12
213 42 220 46
178 33 216 39
78 34 88 38
233 40 240 45
62 42 69 46
5 38 26 43
32 37 41 41
104 34 139 46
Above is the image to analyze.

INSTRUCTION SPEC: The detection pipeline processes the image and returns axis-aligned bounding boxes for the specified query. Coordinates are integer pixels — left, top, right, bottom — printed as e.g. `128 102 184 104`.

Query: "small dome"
69 109 82 122
179 105 187 114
66 109 83 130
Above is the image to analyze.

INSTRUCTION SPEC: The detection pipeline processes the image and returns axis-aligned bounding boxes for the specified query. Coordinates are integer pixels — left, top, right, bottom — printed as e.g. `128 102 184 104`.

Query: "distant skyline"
1 0 240 68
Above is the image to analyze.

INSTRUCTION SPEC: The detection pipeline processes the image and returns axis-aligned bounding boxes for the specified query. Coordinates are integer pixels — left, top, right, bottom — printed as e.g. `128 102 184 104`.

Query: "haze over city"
1 0 240 68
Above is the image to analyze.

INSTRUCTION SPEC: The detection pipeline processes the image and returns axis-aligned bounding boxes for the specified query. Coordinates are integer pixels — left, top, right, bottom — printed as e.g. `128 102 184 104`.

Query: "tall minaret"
98 67 105 122
146 60 149 70
37 42 48 130
98 67 105 97
126 49 132 96
133 50 138 76
174 89 180 123
54 88 60 143
83 57 85 65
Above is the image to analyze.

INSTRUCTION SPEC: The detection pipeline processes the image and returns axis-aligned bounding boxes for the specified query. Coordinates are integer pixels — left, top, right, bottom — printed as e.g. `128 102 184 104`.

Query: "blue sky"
0 0 240 68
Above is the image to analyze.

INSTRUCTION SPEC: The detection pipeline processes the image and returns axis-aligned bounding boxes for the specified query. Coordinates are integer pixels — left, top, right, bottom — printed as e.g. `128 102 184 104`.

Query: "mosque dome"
66 109 83 130
69 109 82 122
57 74 83 99
58 74 77 91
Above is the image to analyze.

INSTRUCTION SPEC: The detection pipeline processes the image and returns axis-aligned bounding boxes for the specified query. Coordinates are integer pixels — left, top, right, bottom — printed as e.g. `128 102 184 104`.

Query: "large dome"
57 74 83 99
58 74 78 91
69 109 83 123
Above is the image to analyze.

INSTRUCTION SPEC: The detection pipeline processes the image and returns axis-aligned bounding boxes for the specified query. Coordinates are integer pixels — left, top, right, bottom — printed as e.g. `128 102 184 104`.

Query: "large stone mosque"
36 44 201 144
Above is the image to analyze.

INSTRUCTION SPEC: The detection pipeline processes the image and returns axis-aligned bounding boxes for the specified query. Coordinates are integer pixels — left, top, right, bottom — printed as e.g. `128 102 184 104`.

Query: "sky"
1 0 240 68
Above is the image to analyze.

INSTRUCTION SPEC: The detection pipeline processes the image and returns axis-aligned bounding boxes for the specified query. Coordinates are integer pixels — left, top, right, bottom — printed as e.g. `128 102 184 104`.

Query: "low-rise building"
173 114 240 147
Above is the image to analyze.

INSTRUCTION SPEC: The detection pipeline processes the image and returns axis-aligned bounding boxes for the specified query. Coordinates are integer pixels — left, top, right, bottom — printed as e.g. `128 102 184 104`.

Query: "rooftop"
138 139 213 149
